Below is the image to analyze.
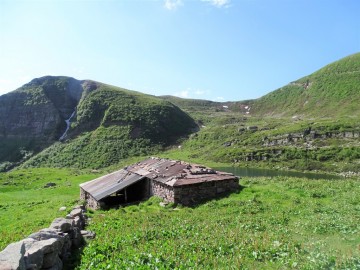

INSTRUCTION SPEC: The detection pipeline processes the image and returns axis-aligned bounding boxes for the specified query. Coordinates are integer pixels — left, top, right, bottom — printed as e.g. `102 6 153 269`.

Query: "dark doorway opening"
100 178 150 208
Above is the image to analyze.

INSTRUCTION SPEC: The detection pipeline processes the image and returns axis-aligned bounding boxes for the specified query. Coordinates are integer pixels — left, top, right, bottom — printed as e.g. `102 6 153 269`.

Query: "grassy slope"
252 53 360 117
78 177 360 269
0 168 99 250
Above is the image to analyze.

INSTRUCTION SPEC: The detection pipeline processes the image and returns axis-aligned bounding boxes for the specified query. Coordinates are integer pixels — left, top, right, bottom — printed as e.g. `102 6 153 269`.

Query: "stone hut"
80 157 239 209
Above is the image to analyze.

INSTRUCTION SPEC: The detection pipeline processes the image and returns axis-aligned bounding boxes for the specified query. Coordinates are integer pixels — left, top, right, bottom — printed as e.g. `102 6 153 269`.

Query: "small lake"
214 166 342 180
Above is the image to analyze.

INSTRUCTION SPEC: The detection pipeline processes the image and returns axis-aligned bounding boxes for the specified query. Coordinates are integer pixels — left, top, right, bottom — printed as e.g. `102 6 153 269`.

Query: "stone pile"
0 205 95 270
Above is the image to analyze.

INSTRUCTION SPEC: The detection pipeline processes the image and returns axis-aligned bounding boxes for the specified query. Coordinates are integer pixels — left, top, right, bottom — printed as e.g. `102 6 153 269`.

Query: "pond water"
214 166 342 180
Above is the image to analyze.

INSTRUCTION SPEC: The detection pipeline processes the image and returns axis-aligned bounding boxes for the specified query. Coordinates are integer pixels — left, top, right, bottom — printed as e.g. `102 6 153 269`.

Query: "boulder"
50 218 74 233
25 246 43 269
58 207 66 212
28 229 63 241
0 241 26 270
26 238 63 269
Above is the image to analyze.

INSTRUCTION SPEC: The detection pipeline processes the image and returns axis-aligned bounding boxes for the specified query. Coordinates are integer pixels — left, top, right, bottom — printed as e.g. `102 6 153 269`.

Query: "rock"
159 202 168 207
28 229 63 241
25 246 43 269
44 183 56 188
71 227 83 248
26 238 63 269
69 208 82 218
223 142 231 147
0 241 26 270
42 252 60 269
44 257 62 270
49 218 74 233
58 207 66 211
73 216 84 229
27 238 63 257
80 230 96 240
60 233 72 259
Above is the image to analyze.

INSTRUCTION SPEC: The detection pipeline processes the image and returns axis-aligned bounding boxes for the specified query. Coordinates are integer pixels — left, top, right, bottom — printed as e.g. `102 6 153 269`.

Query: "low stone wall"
0 205 95 270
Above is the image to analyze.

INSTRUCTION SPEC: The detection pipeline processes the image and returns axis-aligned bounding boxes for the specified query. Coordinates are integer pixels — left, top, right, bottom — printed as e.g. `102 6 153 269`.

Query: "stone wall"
80 188 101 210
152 178 239 206
151 181 175 203
0 205 95 270
173 178 239 206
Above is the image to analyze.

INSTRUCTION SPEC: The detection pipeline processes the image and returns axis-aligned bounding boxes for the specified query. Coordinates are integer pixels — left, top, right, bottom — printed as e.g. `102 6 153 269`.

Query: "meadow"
1 167 359 269
77 176 360 269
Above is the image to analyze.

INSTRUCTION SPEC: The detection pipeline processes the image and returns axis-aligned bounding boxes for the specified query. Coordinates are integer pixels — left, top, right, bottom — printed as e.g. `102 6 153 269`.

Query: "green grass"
77 177 360 269
1 166 359 269
0 168 99 250
253 52 360 117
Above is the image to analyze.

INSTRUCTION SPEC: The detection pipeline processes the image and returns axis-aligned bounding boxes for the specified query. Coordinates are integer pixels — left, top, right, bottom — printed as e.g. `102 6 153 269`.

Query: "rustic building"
80 157 239 209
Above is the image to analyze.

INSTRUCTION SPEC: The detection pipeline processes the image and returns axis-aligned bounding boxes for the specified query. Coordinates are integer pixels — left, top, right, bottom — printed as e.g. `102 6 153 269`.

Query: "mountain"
252 52 360 117
0 76 197 170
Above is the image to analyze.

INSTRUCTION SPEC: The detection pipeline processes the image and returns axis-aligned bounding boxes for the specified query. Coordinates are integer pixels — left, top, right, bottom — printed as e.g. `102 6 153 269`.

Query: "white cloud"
175 90 189 98
202 0 231 8
195 89 206 95
164 0 183 10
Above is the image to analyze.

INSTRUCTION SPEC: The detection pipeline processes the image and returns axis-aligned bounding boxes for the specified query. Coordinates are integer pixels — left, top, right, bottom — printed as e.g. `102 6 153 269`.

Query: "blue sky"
0 0 359 101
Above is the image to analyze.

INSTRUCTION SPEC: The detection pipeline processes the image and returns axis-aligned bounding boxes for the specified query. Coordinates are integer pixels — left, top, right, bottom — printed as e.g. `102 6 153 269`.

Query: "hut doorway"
100 178 150 208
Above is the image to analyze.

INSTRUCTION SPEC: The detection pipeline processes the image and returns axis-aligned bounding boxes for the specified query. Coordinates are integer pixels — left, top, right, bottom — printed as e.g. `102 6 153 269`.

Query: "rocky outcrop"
262 128 360 147
0 205 95 270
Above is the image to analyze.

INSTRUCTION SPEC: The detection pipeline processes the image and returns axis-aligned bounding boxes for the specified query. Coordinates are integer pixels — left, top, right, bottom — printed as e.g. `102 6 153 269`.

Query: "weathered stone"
50 218 74 233
58 207 66 212
28 229 63 241
42 252 60 269
60 233 71 259
26 238 63 256
43 257 62 270
80 230 96 240
0 241 26 270
73 216 84 229
69 208 82 218
25 247 43 269
71 227 83 248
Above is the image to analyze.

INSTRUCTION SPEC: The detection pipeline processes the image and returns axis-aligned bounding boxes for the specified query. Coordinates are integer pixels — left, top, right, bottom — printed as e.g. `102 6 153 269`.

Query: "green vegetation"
160 115 360 173
77 177 360 269
0 168 99 250
253 53 360 117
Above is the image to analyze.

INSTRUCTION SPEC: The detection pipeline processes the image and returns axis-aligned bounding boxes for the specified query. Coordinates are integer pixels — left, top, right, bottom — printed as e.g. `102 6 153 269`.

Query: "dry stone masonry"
0 205 95 270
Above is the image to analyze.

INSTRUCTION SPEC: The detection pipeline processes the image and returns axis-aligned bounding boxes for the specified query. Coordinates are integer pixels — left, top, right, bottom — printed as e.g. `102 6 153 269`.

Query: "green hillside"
0 77 197 170
252 53 360 117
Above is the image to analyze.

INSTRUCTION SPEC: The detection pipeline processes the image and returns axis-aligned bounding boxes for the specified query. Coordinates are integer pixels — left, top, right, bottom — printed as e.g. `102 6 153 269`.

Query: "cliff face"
0 76 85 140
